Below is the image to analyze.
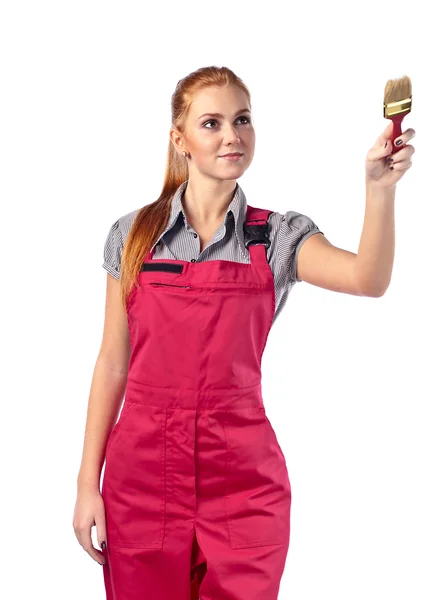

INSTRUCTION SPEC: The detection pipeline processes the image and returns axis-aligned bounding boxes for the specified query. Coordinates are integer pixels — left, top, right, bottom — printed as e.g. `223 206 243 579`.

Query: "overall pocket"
102 403 167 549
222 406 291 549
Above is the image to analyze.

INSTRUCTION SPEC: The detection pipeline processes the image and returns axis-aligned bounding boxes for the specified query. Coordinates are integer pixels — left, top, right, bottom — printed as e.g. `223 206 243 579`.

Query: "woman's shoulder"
266 208 323 282
102 208 140 279
267 208 319 230
109 207 141 244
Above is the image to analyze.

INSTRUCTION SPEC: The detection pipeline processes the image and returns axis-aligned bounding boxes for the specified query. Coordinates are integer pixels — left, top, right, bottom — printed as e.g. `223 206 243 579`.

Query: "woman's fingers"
388 144 415 163
380 125 416 149
73 489 107 565
73 517 106 565
95 511 107 558
377 123 415 148
80 527 106 565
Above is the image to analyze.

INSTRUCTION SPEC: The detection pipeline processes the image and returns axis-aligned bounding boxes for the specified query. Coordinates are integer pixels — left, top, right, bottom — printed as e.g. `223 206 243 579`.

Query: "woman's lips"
220 154 243 161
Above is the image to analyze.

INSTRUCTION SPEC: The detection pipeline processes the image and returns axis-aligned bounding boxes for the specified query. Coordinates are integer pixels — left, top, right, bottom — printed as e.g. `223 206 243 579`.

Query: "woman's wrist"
77 470 101 492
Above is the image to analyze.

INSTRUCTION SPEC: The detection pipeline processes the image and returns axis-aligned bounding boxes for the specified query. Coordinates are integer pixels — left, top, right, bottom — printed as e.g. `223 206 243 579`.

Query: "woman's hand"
365 121 416 189
73 487 107 565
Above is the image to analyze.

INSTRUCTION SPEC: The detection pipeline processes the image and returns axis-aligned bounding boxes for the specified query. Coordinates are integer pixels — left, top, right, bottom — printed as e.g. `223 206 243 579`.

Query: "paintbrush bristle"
384 75 412 104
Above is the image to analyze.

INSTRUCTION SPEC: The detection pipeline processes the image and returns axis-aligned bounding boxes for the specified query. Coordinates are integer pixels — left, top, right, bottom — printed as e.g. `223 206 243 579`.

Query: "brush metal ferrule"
384 97 412 118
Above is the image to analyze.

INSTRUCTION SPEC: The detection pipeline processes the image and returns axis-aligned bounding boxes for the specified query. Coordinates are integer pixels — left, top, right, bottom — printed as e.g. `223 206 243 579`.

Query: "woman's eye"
204 116 251 129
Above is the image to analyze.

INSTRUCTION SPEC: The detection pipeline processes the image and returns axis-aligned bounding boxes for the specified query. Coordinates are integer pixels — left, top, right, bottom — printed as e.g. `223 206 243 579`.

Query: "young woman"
73 66 415 600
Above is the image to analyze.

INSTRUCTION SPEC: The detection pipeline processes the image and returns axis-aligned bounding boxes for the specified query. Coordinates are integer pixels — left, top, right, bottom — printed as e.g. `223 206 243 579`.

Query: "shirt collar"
154 180 248 257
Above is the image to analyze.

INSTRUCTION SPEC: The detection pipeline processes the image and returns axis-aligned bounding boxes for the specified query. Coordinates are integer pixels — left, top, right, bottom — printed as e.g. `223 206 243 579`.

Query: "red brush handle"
389 113 405 155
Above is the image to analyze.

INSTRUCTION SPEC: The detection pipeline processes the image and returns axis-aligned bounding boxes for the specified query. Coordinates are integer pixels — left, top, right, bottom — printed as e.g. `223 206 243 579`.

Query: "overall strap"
244 206 274 265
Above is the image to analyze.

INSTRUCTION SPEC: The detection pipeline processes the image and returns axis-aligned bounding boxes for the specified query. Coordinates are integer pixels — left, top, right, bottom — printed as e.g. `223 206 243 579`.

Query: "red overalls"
101 206 292 600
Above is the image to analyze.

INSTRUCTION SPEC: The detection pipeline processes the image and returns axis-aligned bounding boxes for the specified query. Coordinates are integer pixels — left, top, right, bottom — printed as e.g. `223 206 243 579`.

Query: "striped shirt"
102 180 324 326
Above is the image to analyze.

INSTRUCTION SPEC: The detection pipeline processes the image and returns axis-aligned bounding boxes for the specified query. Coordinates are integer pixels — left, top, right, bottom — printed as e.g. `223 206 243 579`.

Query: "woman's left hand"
365 121 416 188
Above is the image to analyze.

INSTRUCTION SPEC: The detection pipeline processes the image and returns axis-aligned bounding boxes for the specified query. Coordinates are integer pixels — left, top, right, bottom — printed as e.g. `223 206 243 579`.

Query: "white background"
1 1 432 598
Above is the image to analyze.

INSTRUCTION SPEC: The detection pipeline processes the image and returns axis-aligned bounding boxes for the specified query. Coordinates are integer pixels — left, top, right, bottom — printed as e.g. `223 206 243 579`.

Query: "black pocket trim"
141 262 184 273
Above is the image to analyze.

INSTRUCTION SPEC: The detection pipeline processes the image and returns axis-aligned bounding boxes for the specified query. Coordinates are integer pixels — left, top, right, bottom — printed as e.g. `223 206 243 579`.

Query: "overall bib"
101 206 292 600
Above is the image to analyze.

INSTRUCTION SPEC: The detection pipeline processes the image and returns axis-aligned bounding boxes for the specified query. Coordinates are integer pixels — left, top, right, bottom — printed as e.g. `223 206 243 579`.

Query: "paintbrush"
383 75 412 154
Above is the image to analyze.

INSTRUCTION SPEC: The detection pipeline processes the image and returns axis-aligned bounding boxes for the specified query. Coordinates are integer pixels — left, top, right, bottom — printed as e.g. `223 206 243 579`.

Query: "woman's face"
173 85 255 180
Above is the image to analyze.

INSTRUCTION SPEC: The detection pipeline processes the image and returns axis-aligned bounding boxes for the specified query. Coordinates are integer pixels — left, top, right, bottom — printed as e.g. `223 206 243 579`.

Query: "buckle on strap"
243 221 271 248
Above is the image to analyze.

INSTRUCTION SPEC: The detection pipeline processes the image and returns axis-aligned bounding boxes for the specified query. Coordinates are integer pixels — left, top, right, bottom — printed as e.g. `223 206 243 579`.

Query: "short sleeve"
102 219 123 280
282 211 324 283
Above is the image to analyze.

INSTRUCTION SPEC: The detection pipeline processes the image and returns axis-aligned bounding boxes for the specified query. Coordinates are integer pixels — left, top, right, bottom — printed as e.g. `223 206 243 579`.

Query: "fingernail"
101 541 106 550
395 139 403 146
384 141 387 148
387 157 393 163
